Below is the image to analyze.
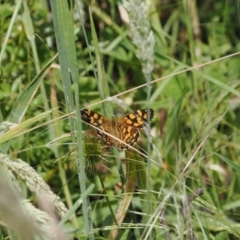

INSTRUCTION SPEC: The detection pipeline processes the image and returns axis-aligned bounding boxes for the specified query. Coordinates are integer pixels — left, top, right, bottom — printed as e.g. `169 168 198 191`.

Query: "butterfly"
80 108 154 150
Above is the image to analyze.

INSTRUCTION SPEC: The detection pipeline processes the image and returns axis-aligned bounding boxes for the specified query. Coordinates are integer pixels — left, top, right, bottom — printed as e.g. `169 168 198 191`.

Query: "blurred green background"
1 0 240 239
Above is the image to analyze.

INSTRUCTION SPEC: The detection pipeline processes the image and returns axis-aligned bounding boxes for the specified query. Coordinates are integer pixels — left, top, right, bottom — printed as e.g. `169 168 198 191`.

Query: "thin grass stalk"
22 1 55 140
22 4 74 223
50 84 78 227
0 54 56 154
121 0 156 230
50 0 93 237
89 9 112 114
108 151 137 239
0 0 21 65
89 9 126 186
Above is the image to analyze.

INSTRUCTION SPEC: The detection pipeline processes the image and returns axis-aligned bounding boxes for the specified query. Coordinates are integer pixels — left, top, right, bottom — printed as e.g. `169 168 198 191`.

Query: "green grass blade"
0 0 21 65
0 110 52 145
7 54 57 123
50 1 93 238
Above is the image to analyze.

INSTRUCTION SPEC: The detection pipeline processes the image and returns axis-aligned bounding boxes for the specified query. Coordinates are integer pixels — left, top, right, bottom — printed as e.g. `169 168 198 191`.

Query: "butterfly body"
81 108 154 150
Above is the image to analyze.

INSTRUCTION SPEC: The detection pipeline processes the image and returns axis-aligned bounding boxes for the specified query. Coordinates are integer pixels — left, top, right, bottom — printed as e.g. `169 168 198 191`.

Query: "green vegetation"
1 0 240 239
